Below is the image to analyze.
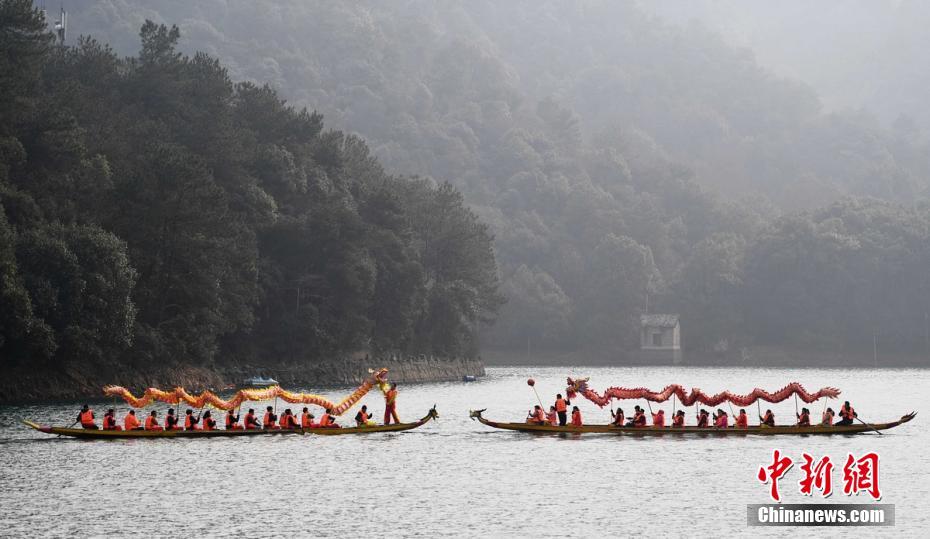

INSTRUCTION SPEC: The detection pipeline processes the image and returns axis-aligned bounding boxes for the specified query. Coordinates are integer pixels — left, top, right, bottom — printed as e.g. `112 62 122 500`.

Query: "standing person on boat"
165 409 180 430
547 406 558 426
244 409 260 430
822 407 835 426
201 411 216 431
384 383 400 425
760 409 775 426
611 407 625 427
225 409 241 430
184 409 201 431
301 407 317 428
796 407 811 426
145 410 163 431
554 394 570 426
836 401 857 426
263 406 279 429
102 409 121 431
651 409 666 427
570 406 583 426
124 410 142 430
696 409 710 427
77 404 97 430
735 409 749 428
672 410 685 427
713 409 729 428
355 405 373 426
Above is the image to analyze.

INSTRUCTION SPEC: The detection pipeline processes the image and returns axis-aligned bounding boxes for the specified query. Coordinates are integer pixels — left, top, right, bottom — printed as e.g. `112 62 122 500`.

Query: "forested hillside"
0 0 502 383
4 0 930 370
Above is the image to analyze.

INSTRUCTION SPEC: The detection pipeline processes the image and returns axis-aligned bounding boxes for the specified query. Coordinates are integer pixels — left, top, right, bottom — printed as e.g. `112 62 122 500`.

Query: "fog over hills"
4 1 929 372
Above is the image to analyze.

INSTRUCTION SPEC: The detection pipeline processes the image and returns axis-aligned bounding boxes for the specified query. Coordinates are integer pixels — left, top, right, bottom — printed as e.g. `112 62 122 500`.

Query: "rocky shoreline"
0 356 485 403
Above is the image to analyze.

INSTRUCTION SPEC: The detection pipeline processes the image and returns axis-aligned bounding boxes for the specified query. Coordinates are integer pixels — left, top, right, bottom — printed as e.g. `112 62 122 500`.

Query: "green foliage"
0 2 501 371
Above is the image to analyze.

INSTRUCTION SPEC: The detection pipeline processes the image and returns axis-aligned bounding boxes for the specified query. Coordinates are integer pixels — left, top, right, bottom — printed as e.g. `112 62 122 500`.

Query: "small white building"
639 314 682 364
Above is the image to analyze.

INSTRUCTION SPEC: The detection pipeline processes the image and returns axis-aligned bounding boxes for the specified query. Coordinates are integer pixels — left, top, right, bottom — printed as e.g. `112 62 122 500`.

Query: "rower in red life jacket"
225 410 240 430
554 394 570 426
184 409 201 431
696 409 710 427
651 409 665 427
760 409 775 427
102 408 121 431
124 410 141 430
547 406 558 426
319 409 340 428
355 405 373 427
626 406 647 427
836 401 857 426
301 407 317 428
263 406 279 429
77 404 97 430
570 406 583 426
526 405 546 425
165 409 180 430
244 409 260 430
821 407 835 426
796 407 811 426
283 409 301 429
713 409 729 428
612 407 625 427
145 410 163 431
672 410 685 427
201 410 216 431
735 409 749 428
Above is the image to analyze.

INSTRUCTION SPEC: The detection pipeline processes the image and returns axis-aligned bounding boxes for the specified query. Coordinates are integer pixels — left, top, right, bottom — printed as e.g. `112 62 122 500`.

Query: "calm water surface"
0 366 927 538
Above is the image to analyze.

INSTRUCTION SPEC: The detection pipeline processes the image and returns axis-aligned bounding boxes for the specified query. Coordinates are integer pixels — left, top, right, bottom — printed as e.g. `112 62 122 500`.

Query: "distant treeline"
0 1 502 373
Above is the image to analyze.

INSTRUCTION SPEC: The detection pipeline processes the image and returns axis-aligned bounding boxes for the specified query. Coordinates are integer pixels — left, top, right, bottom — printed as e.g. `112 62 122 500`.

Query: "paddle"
855 415 884 435
757 400 762 426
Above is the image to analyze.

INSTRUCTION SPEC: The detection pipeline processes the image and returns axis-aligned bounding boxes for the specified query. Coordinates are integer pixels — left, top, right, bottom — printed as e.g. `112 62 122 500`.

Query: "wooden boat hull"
469 410 915 435
23 407 437 439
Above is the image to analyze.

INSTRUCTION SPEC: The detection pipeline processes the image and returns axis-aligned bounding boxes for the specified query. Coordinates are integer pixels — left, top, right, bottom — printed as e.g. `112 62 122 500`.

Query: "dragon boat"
472 377 917 436
23 407 438 439
23 368 440 439
469 409 915 435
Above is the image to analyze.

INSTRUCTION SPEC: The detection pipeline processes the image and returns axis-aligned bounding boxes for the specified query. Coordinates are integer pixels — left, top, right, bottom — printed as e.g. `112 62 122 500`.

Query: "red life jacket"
547 411 558 425
80 410 95 426
185 414 198 430
715 414 728 428
652 412 665 427
571 410 582 426
841 406 855 420
145 416 160 430
301 412 313 428
735 413 748 427
613 413 624 426
263 412 276 428
822 411 834 425
124 413 140 430
798 412 810 426
672 414 684 427
225 413 237 429
555 398 567 412
633 412 646 426
202 417 215 431
762 412 774 426
697 413 709 427
533 409 545 423
319 414 332 427
244 413 258 429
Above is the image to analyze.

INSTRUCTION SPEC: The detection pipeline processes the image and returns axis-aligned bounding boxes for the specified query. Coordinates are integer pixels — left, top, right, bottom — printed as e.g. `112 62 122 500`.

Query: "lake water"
0 366 927 537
